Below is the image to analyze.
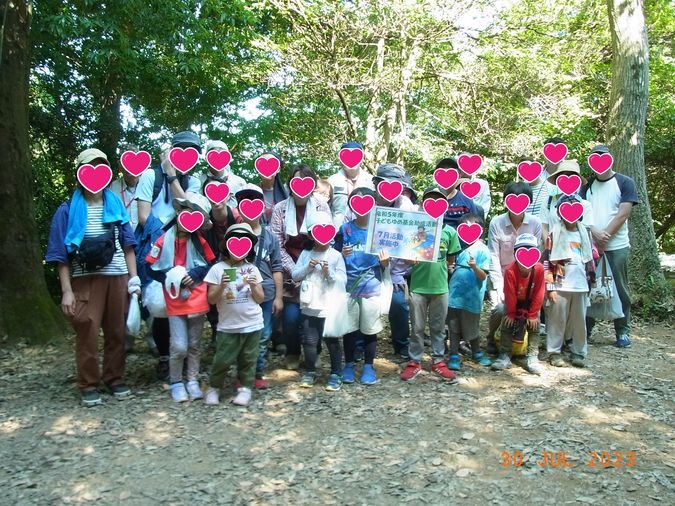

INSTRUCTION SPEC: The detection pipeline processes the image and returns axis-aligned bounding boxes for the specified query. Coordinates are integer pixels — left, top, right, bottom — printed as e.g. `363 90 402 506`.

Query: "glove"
128 275 142 295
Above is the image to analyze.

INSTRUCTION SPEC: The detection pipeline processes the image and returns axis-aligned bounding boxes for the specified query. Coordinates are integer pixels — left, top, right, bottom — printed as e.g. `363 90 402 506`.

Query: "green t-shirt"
410 225 461 295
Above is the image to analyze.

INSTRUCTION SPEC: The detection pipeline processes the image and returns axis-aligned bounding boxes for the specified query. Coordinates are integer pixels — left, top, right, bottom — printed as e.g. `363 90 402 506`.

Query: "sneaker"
448 354 461 371
491 353 512 371
458 341 473 357
549 353 565 367
472 352 492 366
254 377 269 390
299 372 316 388
615 334 632 348
204 387 220 406
325 374 343 392
170 382 189 403
232 387 252 406
108 383 131 399
395 346 410 360
186 380 203 400
432 361 457 382
342 362 356 384
285 354 301 370
360 364 377 385
539 323 547 336
570 353 586 368
486 339 498 356
156 358 170 381
525 356 544 376
81 389 102 407
400 361 422 381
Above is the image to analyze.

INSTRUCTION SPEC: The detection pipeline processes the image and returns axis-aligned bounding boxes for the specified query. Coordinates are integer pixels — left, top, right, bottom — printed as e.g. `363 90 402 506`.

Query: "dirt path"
1 319 674 505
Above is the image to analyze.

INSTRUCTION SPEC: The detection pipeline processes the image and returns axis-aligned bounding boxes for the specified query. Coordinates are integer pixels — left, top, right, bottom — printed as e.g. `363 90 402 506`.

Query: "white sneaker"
204 387 220 406
170 382 188 403
186 380 203 400
232 387 252 407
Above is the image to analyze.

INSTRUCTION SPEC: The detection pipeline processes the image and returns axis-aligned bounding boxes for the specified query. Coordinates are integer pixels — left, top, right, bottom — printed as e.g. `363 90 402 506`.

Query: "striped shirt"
71 204 128 277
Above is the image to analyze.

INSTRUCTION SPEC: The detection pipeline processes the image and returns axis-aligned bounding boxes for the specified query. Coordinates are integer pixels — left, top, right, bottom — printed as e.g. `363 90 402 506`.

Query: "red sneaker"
254 378 269 390
400 361 422 381
432 361 458 382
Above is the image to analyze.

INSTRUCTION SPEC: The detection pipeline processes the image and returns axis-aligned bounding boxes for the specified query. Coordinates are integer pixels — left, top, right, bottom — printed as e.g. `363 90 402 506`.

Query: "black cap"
172 131 202 153
590 144 610 154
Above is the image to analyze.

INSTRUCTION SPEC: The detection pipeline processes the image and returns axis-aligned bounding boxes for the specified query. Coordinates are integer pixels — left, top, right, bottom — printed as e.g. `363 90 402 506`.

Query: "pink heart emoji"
433 168 459 189
588 153 613 174
206 149 232 172
177 210 205 233
349 194 376 216
377 180 403 202
204 182 230 205
422 198 449 220
311 224 337 245
290 177 316 198
542 143 568 165
460 181 481 199
77 164 113 194
515 247 542 269
457 223 483 245
558 202 584 223
239 199 265 221
339 148 364 169
504 194 531 215
226 236 253 259
255 154 281 178
556 174 582 196
120 150 151 176
517 161 543 183
169 147 199 174
457 154 483 175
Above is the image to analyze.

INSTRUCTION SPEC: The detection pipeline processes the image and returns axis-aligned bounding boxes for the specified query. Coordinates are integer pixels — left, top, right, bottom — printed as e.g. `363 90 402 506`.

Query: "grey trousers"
409 292 448 362
587 247 631 337
546 291 588 357
168 314 205 383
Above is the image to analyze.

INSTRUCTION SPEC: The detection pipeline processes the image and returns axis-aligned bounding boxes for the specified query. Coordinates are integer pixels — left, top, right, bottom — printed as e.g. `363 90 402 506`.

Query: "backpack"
151 165 190 203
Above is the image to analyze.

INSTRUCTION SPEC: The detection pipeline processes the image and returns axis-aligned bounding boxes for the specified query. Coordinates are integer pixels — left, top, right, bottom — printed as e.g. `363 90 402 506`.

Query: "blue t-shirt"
443 192 478 230
334 221 381 297
448 241 490 313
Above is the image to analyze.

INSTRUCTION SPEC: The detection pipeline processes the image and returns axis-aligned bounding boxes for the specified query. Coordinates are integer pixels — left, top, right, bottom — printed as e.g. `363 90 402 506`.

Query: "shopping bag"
322 289 352 337
589 255 613 304
143 280 167 318
126 293 142 335
379 265 393 316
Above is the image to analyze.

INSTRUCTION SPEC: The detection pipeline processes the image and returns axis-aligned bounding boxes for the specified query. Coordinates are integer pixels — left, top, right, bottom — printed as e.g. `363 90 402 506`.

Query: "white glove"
128 275 142 295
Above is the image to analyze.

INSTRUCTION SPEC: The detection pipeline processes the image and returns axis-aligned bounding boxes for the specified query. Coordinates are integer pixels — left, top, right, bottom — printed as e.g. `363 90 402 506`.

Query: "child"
292 213 347 390
400 186 461 382
491 233 546 375
543 194 596 368
203 223 265 407
333 187 389 385
235 184 284 389
447 213 492 370
146 193 216 402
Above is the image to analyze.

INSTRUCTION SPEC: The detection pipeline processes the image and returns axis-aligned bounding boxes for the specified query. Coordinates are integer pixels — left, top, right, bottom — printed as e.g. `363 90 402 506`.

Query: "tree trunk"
605 0 669 302
95 80 122 161
0 0 67 342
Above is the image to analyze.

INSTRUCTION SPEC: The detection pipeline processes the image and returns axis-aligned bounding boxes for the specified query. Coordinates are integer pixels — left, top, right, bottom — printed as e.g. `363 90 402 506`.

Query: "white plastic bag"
587 258 624 321
322 288 352 338
143 280 167 318
126 293 141 335
379 265 393 315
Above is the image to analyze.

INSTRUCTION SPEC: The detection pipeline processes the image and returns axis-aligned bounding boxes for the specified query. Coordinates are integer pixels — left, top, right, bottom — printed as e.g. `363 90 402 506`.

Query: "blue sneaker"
616 334 632 348
360 364 377 385
448 354 461 371
342 363 356 383
472 352 492 367
325 374 343 392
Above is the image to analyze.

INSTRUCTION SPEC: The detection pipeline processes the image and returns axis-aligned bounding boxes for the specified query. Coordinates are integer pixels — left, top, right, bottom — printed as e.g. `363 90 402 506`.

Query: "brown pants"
69 275 128 390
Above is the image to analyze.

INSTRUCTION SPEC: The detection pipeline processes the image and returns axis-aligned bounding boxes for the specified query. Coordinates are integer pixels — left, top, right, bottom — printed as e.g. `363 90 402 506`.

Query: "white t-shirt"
539 184 595 229
580 174 639 252
555 230 588 292
204 261 264 333
136 168 201 225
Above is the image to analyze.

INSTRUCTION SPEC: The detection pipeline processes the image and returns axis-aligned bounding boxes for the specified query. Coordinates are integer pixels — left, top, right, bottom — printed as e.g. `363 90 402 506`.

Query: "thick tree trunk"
0 0 67 342
95 84 122 161
605 0 669 299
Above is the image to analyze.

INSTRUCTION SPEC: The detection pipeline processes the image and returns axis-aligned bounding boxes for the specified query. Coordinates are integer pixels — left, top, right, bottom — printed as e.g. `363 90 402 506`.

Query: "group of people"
46 133 639 408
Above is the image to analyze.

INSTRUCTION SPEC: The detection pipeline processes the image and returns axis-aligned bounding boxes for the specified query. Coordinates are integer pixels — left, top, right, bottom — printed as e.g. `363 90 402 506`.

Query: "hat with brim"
205 140 228 153
235 183 265 202
172 192 212 218
171 131 202 154
590 144 610 154
76 148 109 166
514 233 539 250
373 163 406 182
422 186 447 200
547 159 587 185
223 222 258 243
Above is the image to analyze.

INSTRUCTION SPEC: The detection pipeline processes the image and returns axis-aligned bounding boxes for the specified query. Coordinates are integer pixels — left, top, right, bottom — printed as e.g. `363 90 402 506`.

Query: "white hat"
514 233 538 250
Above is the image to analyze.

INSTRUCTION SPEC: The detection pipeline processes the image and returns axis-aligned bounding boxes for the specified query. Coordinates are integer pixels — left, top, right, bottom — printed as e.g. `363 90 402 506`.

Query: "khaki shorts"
347 296 383 335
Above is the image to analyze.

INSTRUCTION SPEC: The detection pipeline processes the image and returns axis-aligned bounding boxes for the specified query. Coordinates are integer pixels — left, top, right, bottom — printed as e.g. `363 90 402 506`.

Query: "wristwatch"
166 175 179 184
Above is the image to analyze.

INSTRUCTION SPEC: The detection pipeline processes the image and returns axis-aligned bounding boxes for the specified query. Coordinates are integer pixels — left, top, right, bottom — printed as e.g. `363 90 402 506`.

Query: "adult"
111 145 140 231
372 163 416 358
200 140 246 208
328 141 375 227
136 132 202 380
458 167 491 220
580 144 639 348
436 157 479 229
522 156 549 218
46 148 140 406
258 151 289 225
270 164 331 369
486 182 542 352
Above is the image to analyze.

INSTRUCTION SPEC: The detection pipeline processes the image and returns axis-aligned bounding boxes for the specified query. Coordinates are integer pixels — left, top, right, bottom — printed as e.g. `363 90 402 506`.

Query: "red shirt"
503 262 545 319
